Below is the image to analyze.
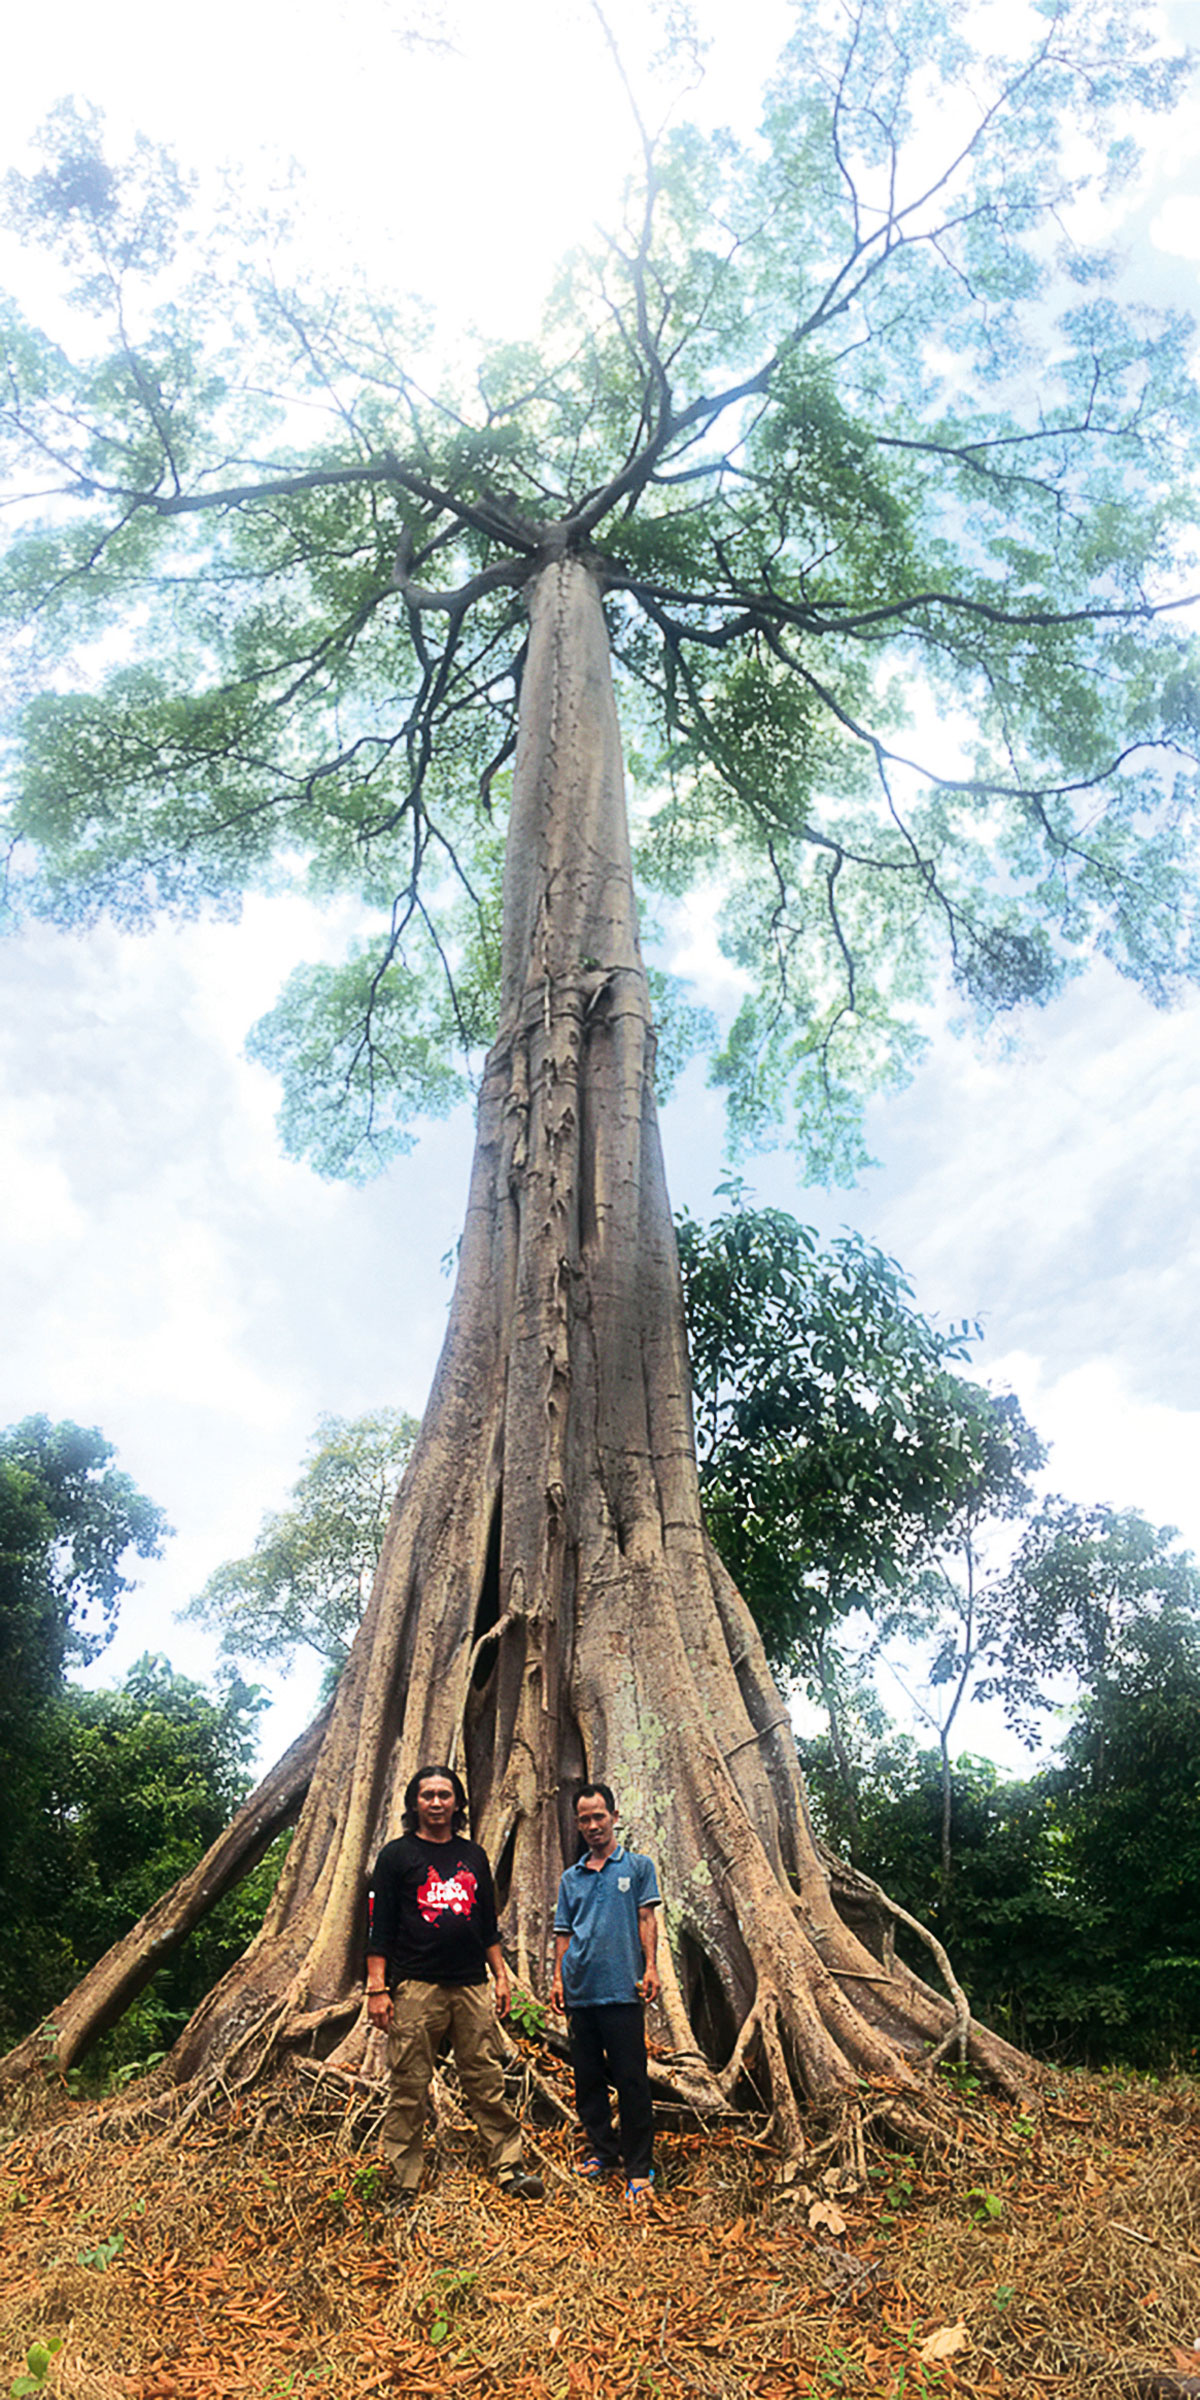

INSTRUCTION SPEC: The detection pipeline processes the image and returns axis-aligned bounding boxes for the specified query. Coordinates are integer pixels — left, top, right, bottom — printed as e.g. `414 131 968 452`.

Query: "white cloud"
1150 195 1200 259
993 1351 1200 1553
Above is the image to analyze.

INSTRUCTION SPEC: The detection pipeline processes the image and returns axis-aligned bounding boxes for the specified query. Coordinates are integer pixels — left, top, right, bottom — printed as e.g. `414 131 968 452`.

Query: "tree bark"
1 555 1032 2147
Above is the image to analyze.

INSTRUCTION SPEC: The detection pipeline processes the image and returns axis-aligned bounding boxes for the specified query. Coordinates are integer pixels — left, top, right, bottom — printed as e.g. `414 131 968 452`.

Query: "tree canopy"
184 1408 419 1694
678 1195 1041 1666
0 1420 195 2060
3 0 1198 1182
0 1414 169 1697
2 1649 277 2075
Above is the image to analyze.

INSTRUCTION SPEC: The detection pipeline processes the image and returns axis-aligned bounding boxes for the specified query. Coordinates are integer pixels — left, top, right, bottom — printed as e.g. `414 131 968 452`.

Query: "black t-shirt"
367 1833 500 1986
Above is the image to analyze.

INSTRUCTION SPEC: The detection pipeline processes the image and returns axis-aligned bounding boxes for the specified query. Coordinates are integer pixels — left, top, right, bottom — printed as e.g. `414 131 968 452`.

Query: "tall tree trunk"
2 556 1031 2148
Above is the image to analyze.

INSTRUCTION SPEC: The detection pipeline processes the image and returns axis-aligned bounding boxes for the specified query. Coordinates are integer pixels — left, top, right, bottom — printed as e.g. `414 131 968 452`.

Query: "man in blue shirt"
550 1782 660 2202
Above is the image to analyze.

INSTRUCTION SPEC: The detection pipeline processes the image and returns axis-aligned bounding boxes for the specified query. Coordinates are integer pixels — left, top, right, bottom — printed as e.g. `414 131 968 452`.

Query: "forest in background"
5 1197 1197 2090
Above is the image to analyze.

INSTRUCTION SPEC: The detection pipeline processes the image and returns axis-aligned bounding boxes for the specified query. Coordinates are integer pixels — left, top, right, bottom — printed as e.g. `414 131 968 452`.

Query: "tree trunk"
2 556 1032 2148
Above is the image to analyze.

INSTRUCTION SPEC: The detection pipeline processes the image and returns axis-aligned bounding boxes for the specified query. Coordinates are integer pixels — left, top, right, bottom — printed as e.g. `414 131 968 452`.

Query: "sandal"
625 2174 654 2205
575 2155 616 2179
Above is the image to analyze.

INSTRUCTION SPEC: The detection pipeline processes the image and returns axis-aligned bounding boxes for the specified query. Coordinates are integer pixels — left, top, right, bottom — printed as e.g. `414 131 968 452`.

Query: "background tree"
185 1409 420 1698
0 1416 169 2038
2 2 1197 2141
800 1516 1200 2070
678 1196 1044 1854
814 1743 1100 2062
8 1653 277 2081
1045 1601 1200 2068
861 1394 1045 1886
981 1500 1200 1746
0 1416 169 1692
878 1503 1200 1892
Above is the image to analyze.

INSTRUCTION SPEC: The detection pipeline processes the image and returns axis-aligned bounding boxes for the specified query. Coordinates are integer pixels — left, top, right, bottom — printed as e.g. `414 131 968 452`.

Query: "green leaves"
986 1501 1200 1740
676 1197 1027 1671
0 1417 169 1681
184 1408 419 1686
4 4 1200 1179
10 2334 63 2397
247 948 471 1180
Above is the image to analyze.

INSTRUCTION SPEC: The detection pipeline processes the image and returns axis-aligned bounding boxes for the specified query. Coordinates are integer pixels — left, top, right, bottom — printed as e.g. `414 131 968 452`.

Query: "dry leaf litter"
2 2042 1198 2400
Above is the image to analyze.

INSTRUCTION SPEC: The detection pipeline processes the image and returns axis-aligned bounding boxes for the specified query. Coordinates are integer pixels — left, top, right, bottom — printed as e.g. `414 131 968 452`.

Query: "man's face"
576 1793 618 1854
414 1776 457 1839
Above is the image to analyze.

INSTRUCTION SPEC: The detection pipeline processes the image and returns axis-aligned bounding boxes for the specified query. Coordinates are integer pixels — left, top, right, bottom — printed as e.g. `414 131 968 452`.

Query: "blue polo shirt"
554 1845 660 2006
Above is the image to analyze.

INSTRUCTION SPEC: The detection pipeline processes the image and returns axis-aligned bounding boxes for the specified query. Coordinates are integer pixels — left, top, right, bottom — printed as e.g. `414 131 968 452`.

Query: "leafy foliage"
0 1415 169 1686
0 1418 169 2037
816 1673 1200 2074
800 1509 1200 2068
2 1651 280 2073
982 1499 1200 1740
1045 1599 1200 2064
3 6 1198 1179
0 1419 279 2073
677 1195 1034 1672
812 1741 1107 2058
185 1408 420 1692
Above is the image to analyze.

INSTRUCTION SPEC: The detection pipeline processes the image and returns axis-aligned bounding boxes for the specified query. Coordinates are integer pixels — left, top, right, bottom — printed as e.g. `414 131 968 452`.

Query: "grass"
1 2050 1198 2399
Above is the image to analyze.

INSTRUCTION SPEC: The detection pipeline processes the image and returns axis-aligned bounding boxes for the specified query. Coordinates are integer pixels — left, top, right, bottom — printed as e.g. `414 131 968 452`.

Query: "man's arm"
485 1940 511 2017
549 1930 570 2012
637 1905 661 2004
365 1952 392 2031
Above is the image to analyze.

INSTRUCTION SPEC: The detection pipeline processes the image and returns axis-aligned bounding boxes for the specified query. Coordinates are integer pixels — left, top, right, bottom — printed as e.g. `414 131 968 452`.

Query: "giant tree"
2 1 1198 2147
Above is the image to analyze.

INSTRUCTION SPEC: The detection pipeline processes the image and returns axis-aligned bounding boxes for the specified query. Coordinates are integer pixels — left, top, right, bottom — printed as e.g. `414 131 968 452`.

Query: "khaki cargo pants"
383 1979 523 2191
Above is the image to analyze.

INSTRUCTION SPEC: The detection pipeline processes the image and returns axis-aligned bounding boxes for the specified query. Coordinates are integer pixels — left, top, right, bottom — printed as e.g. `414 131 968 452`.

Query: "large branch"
613 569 1199 641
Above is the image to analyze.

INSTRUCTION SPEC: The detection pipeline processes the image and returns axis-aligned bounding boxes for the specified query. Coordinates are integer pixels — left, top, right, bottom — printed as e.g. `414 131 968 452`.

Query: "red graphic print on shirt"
416 1865 478 1924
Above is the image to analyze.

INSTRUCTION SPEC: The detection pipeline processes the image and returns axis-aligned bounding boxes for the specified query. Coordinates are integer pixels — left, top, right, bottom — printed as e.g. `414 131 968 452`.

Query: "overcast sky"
3 0 1199 1771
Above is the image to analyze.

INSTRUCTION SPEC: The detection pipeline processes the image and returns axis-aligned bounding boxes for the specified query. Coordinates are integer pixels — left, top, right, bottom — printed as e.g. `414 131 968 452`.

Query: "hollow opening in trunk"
679 1929 739 2069
493 1820 518 1916
471 1491 503 1688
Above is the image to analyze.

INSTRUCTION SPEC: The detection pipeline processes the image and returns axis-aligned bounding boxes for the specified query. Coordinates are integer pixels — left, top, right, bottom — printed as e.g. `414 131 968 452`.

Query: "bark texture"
3 557 1031 2146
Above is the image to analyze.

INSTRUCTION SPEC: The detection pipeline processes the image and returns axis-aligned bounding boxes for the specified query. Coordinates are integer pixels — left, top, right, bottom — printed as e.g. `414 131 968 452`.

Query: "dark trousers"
567 2002 654 2179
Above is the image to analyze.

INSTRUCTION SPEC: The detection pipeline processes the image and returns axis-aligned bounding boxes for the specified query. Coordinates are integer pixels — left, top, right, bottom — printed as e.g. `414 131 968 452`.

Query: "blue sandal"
576 2155 616 2179
625 2173 654 2205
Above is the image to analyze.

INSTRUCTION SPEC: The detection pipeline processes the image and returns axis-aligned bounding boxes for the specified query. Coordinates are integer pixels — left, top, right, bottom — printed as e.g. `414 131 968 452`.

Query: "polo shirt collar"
578 1842 626 1871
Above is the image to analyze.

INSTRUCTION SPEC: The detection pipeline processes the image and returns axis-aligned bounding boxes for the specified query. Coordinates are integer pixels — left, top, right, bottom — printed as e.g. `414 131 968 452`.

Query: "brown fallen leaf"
918 2320 971 2365
807 2200 847 2237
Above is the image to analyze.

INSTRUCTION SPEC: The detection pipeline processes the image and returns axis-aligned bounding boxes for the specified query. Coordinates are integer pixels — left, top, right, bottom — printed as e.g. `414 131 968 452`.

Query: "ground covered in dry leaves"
3 2044 1199 2400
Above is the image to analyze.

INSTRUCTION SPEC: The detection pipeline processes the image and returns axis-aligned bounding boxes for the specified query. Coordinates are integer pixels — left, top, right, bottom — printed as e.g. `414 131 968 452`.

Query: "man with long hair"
366 1764 543 2204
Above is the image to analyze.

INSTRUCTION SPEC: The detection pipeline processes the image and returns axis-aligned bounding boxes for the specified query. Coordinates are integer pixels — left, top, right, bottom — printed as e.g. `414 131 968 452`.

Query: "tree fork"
1 554 1034 2146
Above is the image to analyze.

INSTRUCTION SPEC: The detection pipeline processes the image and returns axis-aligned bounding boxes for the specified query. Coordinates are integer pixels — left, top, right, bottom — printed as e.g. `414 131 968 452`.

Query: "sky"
3 0 1200 1773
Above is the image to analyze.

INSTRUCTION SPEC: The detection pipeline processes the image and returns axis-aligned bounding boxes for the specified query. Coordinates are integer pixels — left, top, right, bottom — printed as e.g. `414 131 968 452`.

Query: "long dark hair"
402 1763 469 1834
